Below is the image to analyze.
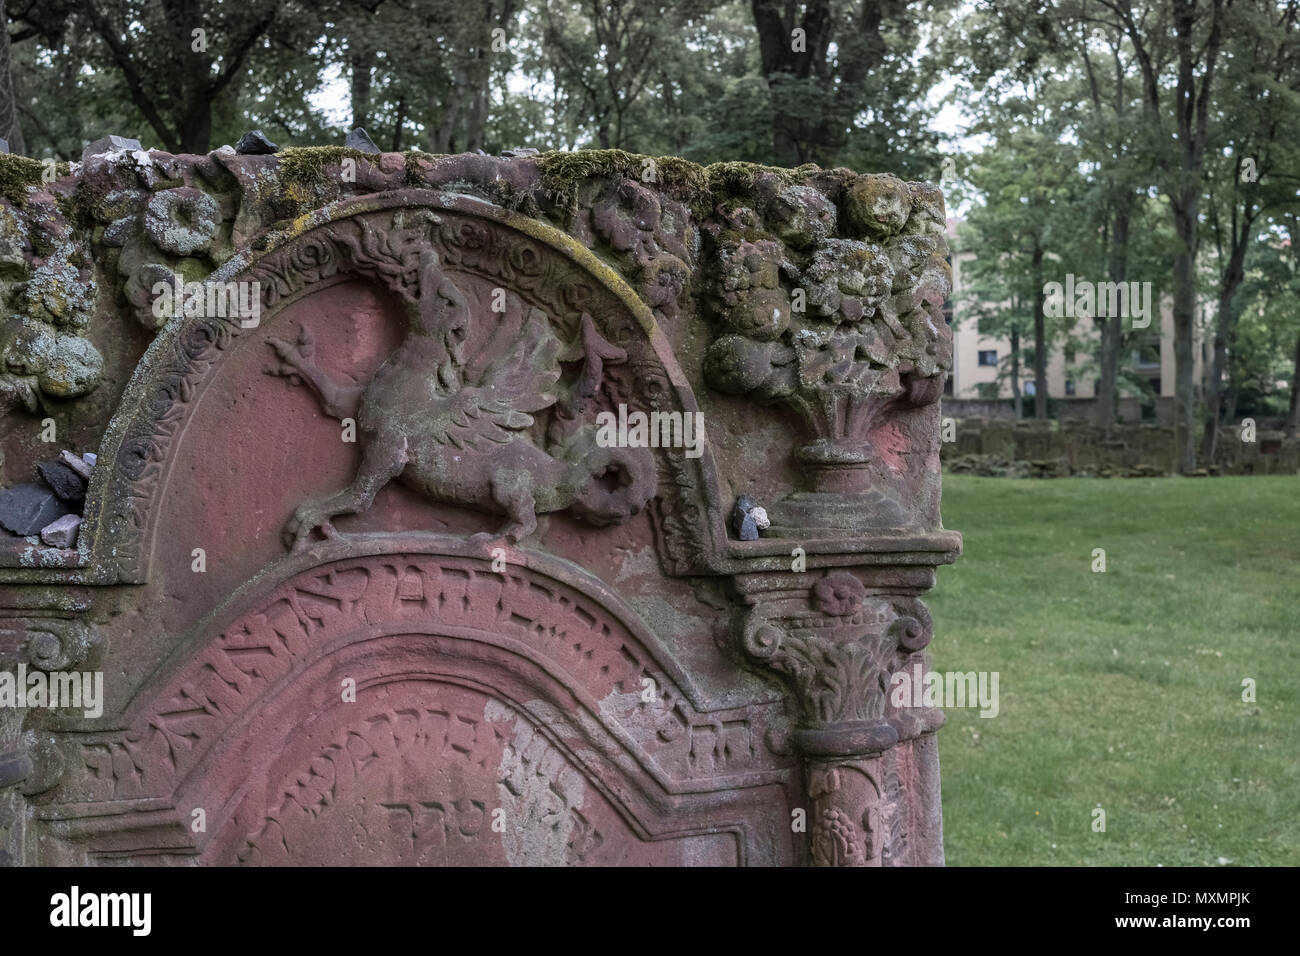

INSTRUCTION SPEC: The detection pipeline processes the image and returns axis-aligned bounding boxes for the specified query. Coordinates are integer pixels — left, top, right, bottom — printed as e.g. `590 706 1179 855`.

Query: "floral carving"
738 576 936 727
143 187 221 256
702 171 952 494
811 572 866 617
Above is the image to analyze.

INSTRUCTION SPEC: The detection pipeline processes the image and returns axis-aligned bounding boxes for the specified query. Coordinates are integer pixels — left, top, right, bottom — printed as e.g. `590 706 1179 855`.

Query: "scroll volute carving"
735 570 943 868
737 571 940 743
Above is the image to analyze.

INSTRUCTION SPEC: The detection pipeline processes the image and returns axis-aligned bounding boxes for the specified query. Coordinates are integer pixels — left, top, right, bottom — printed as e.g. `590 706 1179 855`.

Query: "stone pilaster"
732 567 950 866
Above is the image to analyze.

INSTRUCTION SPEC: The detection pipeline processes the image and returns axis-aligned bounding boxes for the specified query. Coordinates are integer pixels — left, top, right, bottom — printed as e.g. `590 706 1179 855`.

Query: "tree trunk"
466 64 489 152
1288 330 1300 438
177 0 212 154
1199 311 1228 466
429 93 456 154
390 97 407 152
1199 230 1249 464
0 0 25 155
750 0 839 166
1172 201 1200 472
1032 245 1048 420
178 109 212 155
1096 201 1131 434
350 47 373 130
1010 327 1023 420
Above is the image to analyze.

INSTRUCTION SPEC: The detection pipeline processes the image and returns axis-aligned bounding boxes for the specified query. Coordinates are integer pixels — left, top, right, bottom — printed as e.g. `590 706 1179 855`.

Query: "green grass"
929 475 1300 866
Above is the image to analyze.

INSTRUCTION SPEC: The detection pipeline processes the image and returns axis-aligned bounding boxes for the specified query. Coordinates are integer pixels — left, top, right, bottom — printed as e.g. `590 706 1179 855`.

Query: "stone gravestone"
0 143 959 866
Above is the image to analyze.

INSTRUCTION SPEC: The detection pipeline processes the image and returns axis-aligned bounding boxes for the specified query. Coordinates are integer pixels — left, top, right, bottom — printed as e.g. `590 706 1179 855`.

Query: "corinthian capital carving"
736 571 941 747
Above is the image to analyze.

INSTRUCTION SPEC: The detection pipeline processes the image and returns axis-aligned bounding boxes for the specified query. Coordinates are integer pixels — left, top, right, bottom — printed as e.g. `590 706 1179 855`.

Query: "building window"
1065 380 1076 396
978 350 997 366
1024 381 1036 396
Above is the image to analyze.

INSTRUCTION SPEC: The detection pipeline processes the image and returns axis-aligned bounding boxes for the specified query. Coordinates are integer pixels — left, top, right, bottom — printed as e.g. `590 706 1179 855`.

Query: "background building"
943 219 1207 422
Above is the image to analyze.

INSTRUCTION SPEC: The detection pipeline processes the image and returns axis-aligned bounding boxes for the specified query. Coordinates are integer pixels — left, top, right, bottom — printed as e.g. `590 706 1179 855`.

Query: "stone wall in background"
942 397 1145 423
943 419 1300 477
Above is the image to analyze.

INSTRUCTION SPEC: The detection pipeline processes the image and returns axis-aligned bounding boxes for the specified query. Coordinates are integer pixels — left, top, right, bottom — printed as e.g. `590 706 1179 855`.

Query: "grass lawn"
929 474 1300 866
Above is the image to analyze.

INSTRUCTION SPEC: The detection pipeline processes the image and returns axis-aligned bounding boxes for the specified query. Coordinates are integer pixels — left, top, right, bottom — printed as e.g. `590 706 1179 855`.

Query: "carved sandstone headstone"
0 146 958 866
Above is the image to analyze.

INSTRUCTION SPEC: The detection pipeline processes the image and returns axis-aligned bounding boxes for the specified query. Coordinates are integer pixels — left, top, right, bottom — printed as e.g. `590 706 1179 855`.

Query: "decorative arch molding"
34 538 794 865
78 190 728 585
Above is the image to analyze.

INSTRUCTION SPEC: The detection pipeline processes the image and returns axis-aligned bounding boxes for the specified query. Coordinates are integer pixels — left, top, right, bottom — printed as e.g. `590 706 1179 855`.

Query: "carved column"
706 171 959 865
0 608 95 866
732 566 950 866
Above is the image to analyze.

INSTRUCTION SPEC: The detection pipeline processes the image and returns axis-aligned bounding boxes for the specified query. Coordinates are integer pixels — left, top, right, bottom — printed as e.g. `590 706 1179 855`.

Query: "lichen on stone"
144 187 221 255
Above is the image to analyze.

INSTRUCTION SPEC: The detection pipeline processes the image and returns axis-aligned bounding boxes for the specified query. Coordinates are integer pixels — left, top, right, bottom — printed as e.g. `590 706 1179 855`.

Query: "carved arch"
79 191 727 583
38 538 794 865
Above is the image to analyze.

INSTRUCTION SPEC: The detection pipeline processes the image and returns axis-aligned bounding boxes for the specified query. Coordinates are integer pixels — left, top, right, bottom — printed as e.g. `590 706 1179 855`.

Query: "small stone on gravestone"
39 513 81 549
82 452 97 467
82 135 144 163
344 128 380 154
37 460 87 505
59 449 93 481
235 130 278 155
0 483 71 536
731 494 766 541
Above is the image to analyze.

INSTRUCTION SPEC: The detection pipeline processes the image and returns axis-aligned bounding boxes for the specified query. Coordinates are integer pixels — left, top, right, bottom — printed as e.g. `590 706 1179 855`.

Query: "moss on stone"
537 150 826 221
174 256 208 284
278 146 374 190
0 155 67 205
538 149 710 212
401 149 445 184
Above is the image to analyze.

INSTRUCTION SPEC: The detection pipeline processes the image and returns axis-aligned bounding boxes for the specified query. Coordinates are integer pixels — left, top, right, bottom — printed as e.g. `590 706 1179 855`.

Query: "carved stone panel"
0 152 958 868
36 549 793 865
221 680 735 866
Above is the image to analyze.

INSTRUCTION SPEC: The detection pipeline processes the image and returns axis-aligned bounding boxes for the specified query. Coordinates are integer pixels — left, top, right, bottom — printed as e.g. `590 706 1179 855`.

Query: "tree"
1196 0 1300 461
749 0 948 171
0 0 24 152
1093 0 1231 472
957 118 1087 419
72 0 290 154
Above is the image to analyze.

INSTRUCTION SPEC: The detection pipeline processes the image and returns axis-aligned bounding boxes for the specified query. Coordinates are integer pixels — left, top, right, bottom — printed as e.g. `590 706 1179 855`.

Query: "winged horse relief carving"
265 226 657 551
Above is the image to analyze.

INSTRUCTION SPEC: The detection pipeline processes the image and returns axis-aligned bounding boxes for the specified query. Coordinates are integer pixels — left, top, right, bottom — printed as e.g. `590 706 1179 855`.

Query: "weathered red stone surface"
0 145 959 865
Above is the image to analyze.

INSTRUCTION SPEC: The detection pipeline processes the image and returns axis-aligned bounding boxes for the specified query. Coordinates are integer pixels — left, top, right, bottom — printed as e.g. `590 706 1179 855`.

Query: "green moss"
704 161 808 207
537 150 823 221
175 256 208 284
401 149 445 184
70 176 128 227
278 146 375 190
54 191 79 227
0 155 70 205
538 149 710 214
